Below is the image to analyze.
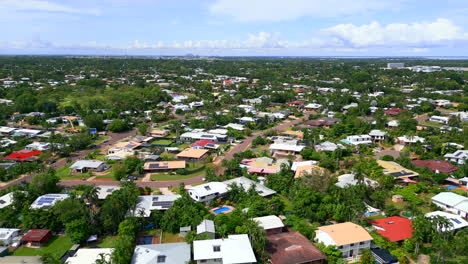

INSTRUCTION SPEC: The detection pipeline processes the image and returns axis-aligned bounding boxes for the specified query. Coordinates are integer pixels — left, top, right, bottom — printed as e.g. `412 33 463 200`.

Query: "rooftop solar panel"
152 197 159 201
451 218 462 224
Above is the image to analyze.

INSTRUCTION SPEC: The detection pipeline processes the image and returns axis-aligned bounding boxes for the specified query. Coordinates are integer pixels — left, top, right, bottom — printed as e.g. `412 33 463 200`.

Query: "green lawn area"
152 139 173 146
419 120 443 127
150 164 205 181
13 236 73 259
97 236 118 248
161 232 184 243
94 136 111 144
61 173 91 180
57 166 71 178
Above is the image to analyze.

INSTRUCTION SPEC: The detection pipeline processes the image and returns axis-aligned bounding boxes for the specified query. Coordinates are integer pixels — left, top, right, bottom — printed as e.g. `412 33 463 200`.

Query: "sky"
1 0 468 56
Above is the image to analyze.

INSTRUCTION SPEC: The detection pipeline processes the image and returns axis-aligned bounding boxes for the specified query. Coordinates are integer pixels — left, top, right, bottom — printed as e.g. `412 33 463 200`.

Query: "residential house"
368 130 387 142
294 164 327 178
384 108 403 116
193 234 256 264
0 192 14 209
188 182 229 204
180 131 228 143
197 220 216 239
144 161 186 172
2 149 42 162
67 248 113 264
429 115 450 124
0 138 17 148
304 103 323 112
252 215 284 235
0 126 17 135
191 139 219 150
368 216 413 242
96 186 121 200
397 136 425 145
342 135 372 146
269 139 305 158
21 229 53 247
131 243 191 264
0 228 20 246
315 222 373 259
335 173 379 188
223 177 276 197
13 129 42 138
130 195 182 217
224 123 245 131
149 129 169 138
30 194 69 210
314 141 345 152
69 160 108 173
377 160 419 179
240 157 288 176
291 160 318 171
176 148 209 161
431 192 468 218
266 231 326 264
444 150 468 165
411 159 458 173
25 142 50 151
425 211 468 232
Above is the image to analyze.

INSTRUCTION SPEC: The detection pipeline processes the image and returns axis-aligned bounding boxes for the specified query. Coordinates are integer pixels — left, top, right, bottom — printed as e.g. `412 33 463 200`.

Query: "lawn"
152 139 173 146
161 232 185 243
150 164 205 181
97 236 118 248
57 166 71 178
94 136 111 144
13 236 73 259
419 120 443 127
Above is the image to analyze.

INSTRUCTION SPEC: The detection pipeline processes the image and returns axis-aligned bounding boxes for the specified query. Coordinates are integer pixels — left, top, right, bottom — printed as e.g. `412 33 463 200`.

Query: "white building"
315 222 373 260
425 211 468 232
131 195 182 217
131 243 191 264
67 248 113 264
25 142 50 151
96 186 121 200
30 194 69 209
0 192 15 209
397 135 425 145
188 182 229 204
344 135 373 145
223 177 276 197
429 115 450 124
368 130 387 142
387 63 405 69
0 228 20 246
431 192 468 218
193 234 256 264
335 173 379 188
444 150 468 165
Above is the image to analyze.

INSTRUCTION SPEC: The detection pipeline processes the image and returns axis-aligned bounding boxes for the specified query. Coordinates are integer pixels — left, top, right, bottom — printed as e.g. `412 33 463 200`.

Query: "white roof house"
425 211 468 232
0 192 15 209
25 142 50 151
14 129 42 138
223 177 276 197
397 136 425 144
429 115 450 124
335 173 379 188
0 126 17 134
188 182 229 203
444 150 468 165
197 220 215 235
96 186 121 200
0 138 17 148
0 228 20 246
193 234 257 264
131 195 182 217
314 141 345 152
291 160 319 171
269 143 305 153
368 130 387 141
224 123 245 131
70 160 108 172
67 248 113 264
131 243 191 264
30 194 69 209
252 215 284 231
344 135 372 145
304 103 323 110
432 192 468 218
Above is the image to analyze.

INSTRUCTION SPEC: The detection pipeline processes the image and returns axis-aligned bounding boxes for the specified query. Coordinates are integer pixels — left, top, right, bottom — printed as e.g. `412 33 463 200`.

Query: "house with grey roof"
197 220 215 239
130 195 181 217
69 160 108 173
131 242 191 264
223 176 276 197
444 150 467 165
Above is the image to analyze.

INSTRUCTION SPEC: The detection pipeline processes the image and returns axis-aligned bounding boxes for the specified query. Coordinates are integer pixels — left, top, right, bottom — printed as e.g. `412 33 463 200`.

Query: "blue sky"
1 0 468 56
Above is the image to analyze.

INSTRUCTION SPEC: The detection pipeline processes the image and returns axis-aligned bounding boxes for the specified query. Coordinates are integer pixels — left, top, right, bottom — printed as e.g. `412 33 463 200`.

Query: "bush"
381 155 394 161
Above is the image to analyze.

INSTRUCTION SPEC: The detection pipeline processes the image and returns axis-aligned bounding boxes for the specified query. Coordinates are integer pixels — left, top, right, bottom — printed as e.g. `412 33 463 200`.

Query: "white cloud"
209 0 401 22
0 0 100 15
323 18 468 48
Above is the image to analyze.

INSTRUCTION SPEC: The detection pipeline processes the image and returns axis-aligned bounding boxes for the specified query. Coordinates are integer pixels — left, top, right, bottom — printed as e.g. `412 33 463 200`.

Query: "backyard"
150 163 205 181
13 235 73 259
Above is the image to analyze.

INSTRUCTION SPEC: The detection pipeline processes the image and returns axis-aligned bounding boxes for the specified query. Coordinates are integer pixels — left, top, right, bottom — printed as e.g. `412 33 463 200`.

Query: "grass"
94 136 111 144
161 232 185 243
57 166 71 178
150 163 205 181
61 173 91 180
419 120 444 127
13 236 73 259
152 139 173 146
97 236 118 248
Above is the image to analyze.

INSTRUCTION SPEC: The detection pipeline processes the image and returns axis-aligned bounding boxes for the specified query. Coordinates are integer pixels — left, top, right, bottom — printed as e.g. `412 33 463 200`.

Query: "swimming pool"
213 206 231 214
445 185 457 190
140 236 153 245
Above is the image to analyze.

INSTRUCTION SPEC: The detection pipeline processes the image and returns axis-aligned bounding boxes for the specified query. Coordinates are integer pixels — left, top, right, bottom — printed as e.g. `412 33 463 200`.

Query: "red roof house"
190 139 218 149
266 231 326 264
368 216 413 242
411 159 458 173
21 229 53 247
3 149 42 162
384 108 403 116
287 101 304 107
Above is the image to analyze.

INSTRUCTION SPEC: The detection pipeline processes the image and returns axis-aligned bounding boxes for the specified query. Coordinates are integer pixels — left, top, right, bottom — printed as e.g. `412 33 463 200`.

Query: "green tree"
66 218 92 244
137 122 149 135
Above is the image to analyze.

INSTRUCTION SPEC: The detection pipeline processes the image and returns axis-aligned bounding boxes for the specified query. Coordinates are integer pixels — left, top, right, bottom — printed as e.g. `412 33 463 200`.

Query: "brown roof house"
176 148 209 161
143 161 186 172
267 231 326 264
21 229 53 247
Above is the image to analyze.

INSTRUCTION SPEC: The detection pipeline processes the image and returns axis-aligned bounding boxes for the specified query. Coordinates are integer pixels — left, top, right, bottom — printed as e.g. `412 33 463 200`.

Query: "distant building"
444 150 468 165
188 182 228 204
30 194 69 210
252 215 284 235
69 160 108 173
411 159 458 173
387 63 405 69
